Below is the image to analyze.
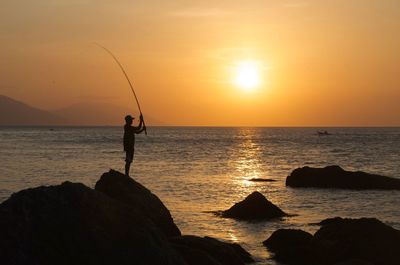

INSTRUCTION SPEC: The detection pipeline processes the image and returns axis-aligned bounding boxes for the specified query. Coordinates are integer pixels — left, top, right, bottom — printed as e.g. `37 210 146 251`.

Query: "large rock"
0 170 254 265
95 169 181 237
264 217 400 265
220 191 287 220
314 217 400 265
286 165 400 190
0 181 185 265
170 235 254 265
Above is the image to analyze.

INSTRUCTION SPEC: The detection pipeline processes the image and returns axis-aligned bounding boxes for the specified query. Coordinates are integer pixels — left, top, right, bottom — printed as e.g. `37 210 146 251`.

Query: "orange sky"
1 0 399 126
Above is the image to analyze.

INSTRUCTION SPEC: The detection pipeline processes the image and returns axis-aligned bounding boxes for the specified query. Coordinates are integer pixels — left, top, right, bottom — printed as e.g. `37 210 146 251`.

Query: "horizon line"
1 125 399 128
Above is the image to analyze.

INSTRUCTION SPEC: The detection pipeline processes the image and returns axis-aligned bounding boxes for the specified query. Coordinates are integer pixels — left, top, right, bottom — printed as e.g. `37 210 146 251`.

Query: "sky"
1 0 399 126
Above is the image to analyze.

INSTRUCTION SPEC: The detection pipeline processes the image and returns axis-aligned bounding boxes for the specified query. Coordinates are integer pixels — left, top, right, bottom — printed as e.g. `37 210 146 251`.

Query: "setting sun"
234 61 261 92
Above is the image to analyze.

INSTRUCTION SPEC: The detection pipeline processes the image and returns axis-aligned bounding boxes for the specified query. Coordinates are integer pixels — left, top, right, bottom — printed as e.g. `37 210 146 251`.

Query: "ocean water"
1 127 400 264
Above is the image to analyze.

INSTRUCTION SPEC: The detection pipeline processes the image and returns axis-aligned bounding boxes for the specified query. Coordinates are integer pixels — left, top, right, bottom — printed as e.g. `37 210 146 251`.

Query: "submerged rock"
220 191 287 220
264 217 400 265
95 169 181 237
286 165 400 190
0 181 185 265
247 178 276 182
171 235 254 265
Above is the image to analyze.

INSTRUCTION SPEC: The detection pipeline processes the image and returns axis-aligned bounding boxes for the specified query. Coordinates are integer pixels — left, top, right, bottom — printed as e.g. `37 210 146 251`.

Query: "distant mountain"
0 95 163 126
0 95 65 125
52 102 134 126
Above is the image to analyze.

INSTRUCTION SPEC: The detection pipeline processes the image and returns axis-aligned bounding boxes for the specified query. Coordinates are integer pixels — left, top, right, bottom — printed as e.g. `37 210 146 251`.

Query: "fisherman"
124 114 145 176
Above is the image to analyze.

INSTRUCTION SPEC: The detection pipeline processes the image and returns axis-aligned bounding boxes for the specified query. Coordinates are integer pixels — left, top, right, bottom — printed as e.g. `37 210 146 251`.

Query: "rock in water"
286 165 400 190
171 235 254 265
314 217 400 265
95 169 181 237
221 191 287 220
264 217 400 265
247 178 276 182
263 229 315 265
263 229 313 252
0 181 185 265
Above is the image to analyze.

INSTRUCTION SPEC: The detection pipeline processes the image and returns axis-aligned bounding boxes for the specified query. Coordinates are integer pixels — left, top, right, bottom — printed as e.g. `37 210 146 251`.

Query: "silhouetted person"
124 114 145 176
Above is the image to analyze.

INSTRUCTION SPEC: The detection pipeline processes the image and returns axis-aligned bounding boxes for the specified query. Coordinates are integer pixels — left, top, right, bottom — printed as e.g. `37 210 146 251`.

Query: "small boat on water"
317 130 330 136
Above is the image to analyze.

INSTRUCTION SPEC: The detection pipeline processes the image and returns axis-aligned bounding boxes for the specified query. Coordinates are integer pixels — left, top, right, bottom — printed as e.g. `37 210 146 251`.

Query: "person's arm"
135 125 146 134
133 114 144 130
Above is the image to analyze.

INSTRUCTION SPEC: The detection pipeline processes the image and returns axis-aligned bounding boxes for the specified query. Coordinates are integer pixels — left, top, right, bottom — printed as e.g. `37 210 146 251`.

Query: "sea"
1 127 400 264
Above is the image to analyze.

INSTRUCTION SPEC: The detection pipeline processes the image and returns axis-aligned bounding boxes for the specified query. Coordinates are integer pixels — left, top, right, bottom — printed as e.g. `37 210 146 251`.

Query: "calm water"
1 127 400 264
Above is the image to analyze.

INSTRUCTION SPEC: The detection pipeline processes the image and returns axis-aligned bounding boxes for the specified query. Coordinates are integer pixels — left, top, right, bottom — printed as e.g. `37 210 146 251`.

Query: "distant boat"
317 130 330 136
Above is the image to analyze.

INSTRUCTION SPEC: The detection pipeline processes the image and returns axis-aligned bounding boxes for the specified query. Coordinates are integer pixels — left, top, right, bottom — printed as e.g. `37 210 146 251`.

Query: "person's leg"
125 161 131 176
125 150 133 176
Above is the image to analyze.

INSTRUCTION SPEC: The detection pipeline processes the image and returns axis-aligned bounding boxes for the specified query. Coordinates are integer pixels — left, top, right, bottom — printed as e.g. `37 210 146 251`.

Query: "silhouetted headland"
0 170 253 265
217 191 288 220
286 165 400 190
264 217 400 265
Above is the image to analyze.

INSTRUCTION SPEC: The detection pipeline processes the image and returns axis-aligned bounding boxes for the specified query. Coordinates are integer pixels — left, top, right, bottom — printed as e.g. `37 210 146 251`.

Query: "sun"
234 61 261 92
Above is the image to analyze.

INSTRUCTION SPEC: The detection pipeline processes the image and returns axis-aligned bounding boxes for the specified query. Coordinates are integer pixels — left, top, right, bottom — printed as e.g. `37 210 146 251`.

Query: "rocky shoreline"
0 170 253 265
1 166 399 265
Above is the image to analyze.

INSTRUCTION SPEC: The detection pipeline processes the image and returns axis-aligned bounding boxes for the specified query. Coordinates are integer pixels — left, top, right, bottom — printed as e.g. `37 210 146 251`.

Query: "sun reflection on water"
229 128 284 206
230 128 265 194
228 230 239 243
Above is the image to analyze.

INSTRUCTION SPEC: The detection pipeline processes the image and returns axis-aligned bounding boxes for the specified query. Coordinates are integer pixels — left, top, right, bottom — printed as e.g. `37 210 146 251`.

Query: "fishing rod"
95 43 147 135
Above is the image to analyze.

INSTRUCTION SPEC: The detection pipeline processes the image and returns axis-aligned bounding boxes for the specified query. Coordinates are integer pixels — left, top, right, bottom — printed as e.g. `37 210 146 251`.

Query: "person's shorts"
125 149 134 163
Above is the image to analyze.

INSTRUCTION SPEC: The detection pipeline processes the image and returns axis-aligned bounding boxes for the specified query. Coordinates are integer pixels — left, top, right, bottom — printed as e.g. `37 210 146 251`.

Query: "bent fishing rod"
95 43 147 135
